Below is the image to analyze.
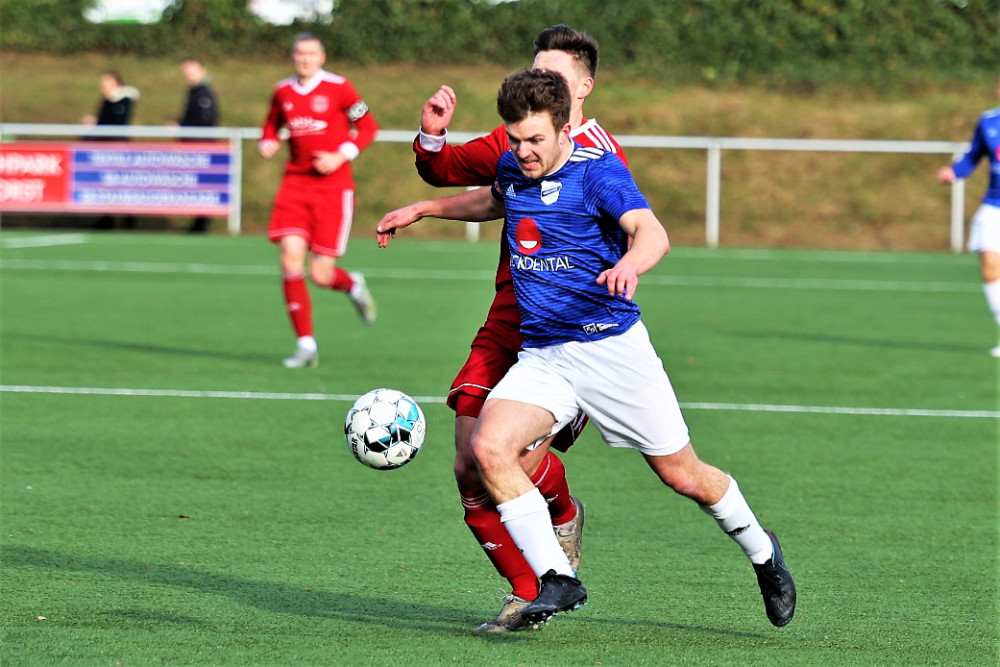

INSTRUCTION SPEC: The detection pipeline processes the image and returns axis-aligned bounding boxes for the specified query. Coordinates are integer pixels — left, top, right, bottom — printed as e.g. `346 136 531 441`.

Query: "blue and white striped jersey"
492 144 651 348
952 107 1000 207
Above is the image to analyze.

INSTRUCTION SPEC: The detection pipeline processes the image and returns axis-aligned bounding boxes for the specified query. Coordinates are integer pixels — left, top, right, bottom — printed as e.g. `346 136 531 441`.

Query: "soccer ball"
344 388 426 470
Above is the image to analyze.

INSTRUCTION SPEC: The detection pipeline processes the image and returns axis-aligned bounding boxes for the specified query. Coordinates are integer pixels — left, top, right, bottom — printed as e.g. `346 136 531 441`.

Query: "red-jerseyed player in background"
403 25 626 632
259 32 379 368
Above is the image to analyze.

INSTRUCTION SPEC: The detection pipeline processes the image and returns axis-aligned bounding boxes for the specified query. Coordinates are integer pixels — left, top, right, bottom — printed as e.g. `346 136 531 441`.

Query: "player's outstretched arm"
376 187 503 248
597 209 670 300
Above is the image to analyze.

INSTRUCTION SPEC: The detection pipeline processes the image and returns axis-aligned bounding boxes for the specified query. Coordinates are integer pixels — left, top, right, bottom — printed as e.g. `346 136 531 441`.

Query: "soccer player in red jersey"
259 33 379 368
405 25 626 632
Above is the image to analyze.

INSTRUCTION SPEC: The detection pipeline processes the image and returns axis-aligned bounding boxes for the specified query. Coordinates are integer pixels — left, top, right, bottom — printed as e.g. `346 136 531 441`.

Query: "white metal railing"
0 123 969 250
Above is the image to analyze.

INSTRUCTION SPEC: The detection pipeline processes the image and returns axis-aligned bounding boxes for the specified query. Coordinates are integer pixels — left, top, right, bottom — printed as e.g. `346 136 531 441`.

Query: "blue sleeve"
952 117 988 179
585 154 650 221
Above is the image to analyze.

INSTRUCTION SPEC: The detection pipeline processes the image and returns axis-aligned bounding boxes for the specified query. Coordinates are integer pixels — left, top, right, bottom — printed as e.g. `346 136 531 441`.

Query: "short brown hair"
497 69 571 132
533 24 599 78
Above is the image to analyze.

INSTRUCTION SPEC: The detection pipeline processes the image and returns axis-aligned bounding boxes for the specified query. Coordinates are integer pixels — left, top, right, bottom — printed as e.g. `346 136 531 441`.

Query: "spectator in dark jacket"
82 71 139 229
82 71 139 142
169 58 219 233
175 58 219 129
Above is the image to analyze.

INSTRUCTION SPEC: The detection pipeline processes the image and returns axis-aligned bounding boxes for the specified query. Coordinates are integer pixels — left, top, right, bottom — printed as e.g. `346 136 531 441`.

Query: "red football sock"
324 267 354 293
462 491 539 600
532 451 576 525
282 273 313 338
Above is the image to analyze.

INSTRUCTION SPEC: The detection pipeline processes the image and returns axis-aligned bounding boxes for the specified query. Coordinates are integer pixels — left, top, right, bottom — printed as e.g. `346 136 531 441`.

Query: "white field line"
2 385 997 419
0 233 88 249
0 258 979 293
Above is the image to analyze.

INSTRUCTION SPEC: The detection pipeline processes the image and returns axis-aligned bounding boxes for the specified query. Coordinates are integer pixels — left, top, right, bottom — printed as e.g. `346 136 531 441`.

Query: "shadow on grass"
4 544 765 641
3 332 275 365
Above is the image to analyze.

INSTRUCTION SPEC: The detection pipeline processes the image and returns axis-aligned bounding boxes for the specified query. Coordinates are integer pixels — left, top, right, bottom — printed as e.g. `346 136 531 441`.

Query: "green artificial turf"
1 231 996 665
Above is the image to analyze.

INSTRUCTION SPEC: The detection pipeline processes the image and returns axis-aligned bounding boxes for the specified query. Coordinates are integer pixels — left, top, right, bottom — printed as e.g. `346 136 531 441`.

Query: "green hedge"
1 0 997 83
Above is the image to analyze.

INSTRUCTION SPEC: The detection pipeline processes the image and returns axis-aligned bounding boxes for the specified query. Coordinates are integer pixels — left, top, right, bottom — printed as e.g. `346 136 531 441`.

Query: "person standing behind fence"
937 76 1000 358
81 71 139 229
82 71 139 139
258 32 379 369
168 58 219 233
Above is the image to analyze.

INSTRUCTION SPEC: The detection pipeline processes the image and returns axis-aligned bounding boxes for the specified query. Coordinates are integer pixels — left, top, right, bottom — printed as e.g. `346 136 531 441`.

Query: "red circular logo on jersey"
515 218 541 255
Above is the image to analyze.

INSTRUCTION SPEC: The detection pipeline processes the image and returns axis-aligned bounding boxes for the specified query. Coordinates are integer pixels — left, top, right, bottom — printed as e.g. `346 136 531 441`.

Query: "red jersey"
413 119 627 324
261 71 378 187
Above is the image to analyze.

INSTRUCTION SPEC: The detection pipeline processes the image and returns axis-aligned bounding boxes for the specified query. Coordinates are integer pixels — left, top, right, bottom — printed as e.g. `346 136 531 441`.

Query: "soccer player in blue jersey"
376 69 796 629
937 76 1000 357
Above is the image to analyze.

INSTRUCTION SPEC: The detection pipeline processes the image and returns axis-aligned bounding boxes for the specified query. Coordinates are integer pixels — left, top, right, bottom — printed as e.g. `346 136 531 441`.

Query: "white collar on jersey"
570 117 597 138
292 70 328 96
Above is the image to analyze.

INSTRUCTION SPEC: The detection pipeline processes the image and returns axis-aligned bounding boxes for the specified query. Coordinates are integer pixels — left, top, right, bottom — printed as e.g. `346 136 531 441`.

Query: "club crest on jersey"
311 95 330 113
283 101 294 112
515 217 541 255
540 180 562 205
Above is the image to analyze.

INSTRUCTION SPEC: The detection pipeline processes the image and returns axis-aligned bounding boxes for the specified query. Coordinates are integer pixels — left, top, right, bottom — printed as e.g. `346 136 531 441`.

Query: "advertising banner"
0 141 233 217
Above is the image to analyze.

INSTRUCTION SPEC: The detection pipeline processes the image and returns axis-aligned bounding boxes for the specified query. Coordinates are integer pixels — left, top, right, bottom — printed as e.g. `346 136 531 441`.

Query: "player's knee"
470 431 507 476
308 264 333 286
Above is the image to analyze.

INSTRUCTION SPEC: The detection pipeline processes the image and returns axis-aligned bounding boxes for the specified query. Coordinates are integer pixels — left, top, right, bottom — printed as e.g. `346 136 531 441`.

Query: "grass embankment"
1 52 993 250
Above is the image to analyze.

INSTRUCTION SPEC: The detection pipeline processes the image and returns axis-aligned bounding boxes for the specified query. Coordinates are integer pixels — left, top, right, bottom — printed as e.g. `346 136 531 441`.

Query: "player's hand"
936 166 956 184
258 139 281 159
376 204 426 248
312 151 347 175
420 85 457 136
596 263 640 300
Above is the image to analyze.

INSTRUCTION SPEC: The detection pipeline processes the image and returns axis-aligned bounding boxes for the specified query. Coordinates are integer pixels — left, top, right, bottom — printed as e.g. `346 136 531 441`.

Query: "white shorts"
967 204 1000 253
488 321 691 457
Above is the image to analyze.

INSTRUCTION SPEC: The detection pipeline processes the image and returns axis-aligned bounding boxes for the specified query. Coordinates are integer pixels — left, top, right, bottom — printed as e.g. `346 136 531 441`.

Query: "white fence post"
705 141 722 248
950 150 966 254
227 129 243 235
465 186 481 242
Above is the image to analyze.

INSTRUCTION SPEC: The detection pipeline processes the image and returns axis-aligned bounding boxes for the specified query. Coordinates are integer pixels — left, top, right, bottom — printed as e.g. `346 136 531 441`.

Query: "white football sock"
498 488 575 578
296 336 317 352
983 280 1000 328
701 475 773 564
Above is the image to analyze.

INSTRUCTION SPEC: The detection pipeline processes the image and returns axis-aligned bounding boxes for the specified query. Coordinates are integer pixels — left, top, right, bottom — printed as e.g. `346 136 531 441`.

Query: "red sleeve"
351 107 379 153
260 89 283 142
413 125 508 188
340 78 378 153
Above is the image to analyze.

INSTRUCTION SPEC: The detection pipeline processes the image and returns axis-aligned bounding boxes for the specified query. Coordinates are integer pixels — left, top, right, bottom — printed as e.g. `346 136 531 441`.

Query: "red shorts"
448 288 585 453
268 173 355 257
448 316 521 419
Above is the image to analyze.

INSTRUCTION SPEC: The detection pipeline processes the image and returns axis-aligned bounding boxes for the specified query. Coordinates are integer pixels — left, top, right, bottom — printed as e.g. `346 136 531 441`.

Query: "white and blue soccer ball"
344 388 426 470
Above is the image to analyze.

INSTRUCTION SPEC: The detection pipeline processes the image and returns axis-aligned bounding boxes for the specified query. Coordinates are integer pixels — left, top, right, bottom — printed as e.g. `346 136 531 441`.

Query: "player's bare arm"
377 187 503 248
596 208 670 300
421 85 458 136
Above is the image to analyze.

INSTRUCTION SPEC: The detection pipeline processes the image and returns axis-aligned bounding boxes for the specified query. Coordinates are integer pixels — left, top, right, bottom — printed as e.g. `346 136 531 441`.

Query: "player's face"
292 39 326 80
506 111 572 179
533 50 592 107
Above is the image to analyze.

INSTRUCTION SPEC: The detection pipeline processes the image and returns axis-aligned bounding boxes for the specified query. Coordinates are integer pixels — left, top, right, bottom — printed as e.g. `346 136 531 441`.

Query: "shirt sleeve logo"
515 217 541 254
